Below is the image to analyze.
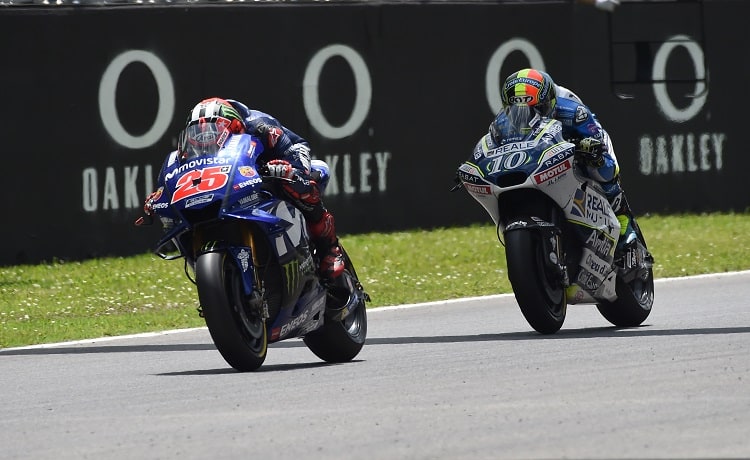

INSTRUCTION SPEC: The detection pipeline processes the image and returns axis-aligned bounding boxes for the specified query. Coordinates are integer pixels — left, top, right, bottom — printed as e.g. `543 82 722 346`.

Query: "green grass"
2 212 750 348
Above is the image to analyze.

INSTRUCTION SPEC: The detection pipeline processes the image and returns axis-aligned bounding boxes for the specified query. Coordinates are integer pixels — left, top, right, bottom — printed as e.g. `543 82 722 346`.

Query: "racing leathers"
225 99 345 281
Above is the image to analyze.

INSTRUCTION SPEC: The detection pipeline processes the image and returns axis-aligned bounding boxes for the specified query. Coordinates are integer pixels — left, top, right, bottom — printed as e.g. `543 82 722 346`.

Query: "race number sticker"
171 166 231 203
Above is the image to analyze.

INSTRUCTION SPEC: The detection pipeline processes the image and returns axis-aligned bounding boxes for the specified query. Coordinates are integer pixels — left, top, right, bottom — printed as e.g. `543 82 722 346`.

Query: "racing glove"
576 137 605 168
266 159 296 180
143 190 161 216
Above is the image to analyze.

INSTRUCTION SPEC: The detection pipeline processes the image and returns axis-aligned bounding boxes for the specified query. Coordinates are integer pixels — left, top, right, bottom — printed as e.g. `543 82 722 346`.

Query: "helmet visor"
504 105 540 135
178 117 232 160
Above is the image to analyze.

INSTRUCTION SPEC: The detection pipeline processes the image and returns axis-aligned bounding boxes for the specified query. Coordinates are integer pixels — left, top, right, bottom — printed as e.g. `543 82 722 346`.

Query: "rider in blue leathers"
144 97 346 283
489 68 637 255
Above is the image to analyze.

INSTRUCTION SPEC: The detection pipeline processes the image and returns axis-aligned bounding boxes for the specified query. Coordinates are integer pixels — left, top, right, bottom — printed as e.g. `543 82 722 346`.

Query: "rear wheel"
597 239 654 327
303 248 367 362
196 252 267 371
505 229 566 334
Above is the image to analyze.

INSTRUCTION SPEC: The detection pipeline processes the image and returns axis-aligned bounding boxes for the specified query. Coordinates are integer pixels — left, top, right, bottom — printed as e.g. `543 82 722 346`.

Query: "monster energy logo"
220 105 241 122
282 259 300 295
281 256 315 295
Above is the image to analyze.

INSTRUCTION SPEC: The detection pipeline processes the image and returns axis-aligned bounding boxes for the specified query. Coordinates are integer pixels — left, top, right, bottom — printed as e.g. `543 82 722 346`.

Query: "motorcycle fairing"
231 197 327 341
156 134 264 216
460 120 621 303
457 161 502 226
268 279 326 342
561 185 619 302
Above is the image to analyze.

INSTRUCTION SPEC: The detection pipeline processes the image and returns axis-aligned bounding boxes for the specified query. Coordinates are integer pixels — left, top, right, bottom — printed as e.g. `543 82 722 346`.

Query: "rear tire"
597 240 654 327
505 229 566 334
303 248 367 362
196 252 267 372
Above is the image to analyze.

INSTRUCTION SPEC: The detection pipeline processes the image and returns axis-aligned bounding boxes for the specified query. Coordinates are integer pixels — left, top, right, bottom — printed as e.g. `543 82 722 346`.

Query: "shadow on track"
0 339 308 355
364 325 750 345
3 325 750 355
157 360 360 376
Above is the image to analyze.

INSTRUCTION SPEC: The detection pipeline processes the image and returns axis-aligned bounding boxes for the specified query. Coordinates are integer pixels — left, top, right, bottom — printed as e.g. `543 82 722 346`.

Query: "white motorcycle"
454 108 654 334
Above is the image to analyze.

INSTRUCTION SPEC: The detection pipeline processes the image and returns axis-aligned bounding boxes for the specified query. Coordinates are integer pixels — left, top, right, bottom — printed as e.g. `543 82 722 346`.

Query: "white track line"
4 270 750 351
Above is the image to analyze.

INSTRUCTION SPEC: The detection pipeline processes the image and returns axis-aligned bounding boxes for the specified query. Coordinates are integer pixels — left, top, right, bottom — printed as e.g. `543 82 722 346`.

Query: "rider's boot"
308 210 350 313
603 178 654 277
308 210 346 282
279 175 346 280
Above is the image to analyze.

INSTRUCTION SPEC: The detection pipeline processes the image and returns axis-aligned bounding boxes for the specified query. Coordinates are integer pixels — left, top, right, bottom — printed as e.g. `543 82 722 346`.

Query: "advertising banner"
0 1 744 264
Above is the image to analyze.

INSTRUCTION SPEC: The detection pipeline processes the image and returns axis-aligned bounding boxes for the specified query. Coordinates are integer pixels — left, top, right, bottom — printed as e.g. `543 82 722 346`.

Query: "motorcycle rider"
144 97 346 283
489 68 638 256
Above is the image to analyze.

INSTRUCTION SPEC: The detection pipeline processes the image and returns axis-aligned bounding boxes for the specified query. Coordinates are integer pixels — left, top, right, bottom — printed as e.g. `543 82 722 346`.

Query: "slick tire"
597 241 654 327
505 229 566 334
196 252 268 372
303 248 367 362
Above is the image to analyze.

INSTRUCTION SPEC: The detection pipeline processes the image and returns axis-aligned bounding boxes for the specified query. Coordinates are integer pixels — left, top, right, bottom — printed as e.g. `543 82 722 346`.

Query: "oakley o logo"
652 34 707 122
302 44 373 139
99 38 706 149
99 50 175 149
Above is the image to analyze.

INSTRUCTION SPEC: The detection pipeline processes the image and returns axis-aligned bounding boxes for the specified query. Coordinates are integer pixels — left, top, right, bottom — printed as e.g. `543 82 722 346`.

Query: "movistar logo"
165 156 231 180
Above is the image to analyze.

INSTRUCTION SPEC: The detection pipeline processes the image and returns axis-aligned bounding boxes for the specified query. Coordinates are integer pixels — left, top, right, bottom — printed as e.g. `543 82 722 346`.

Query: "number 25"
172 166 230 203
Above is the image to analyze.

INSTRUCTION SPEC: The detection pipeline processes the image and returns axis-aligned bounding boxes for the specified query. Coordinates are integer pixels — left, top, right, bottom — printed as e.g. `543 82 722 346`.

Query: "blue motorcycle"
137 122 368 371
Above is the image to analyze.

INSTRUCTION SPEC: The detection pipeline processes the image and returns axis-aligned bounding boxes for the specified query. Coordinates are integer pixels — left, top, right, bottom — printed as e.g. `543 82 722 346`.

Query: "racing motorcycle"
135 122 368 371
453 107 654 334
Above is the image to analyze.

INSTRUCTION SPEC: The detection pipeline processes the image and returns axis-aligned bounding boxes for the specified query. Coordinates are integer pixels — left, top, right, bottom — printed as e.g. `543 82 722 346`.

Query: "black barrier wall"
0 1 745 265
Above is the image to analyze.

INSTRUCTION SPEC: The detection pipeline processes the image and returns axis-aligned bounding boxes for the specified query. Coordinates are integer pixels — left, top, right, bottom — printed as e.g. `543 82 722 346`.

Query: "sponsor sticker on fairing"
582 247 611 277
541 143 574 167
165 157 232 180
585 231 615 258
458 162 482 177
238 166 256 177
584 193 614 227
465 183 492 195
233 177 263 190
185 194 214 208
484 141 537 158
576 268 601 291
533 159 572 184
280 310 309 337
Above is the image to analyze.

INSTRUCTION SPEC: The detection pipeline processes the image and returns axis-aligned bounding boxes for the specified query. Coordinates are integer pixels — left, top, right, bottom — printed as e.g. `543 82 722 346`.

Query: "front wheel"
505 229 566 334
196 252 268 372
303 248 367 362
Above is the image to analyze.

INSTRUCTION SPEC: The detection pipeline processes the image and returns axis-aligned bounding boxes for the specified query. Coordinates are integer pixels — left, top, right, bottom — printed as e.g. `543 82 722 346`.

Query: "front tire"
505 229 566 334
196 252 268 372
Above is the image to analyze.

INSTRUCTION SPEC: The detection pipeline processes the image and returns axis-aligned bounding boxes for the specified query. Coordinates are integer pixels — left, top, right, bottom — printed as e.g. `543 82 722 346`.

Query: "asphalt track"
1 272 749 460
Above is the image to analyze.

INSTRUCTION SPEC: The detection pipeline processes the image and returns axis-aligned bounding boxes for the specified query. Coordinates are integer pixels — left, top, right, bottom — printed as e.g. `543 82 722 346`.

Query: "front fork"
503 219 570 288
